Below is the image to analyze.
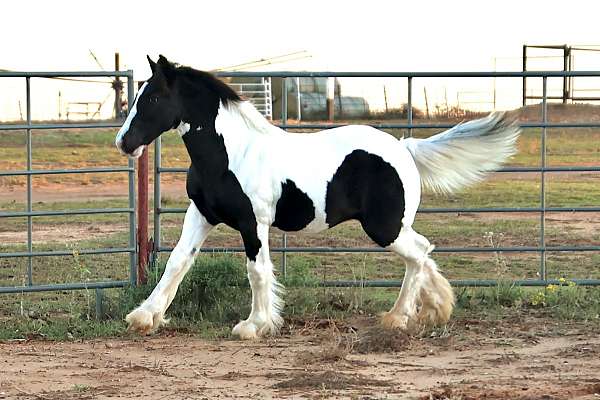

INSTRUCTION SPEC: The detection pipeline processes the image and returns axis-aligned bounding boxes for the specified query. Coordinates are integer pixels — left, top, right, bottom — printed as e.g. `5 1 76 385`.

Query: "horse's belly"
271 178 329 233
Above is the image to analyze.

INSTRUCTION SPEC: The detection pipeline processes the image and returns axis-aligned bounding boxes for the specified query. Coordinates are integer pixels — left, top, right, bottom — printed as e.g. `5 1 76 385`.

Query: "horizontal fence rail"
0 122 125 131
0 70 137 295
153 70 600 288
216 71 600 78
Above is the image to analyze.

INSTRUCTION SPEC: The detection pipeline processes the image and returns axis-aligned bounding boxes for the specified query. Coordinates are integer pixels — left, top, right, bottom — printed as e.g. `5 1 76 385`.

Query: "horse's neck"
214 102 254 167
183 101 275 175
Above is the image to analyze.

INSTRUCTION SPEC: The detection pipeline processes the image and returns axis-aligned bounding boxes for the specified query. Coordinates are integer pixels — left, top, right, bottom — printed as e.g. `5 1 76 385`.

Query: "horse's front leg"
126 202 213 334
232 223 284 340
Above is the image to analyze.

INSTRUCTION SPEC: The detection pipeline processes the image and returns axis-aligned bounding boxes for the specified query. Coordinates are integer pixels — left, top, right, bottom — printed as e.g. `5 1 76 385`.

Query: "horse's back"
268 125 421 239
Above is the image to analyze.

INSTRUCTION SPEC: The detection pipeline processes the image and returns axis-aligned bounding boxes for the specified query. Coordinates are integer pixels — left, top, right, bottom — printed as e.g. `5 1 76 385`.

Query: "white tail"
404 112 520 194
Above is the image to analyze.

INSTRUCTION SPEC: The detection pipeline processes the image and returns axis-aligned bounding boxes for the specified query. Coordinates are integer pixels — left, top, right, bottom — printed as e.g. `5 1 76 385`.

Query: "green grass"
455 280 600 321
1 254 599 341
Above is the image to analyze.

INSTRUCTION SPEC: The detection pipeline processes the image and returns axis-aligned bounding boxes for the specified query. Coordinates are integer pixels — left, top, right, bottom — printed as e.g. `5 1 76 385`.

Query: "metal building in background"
270 77 369 120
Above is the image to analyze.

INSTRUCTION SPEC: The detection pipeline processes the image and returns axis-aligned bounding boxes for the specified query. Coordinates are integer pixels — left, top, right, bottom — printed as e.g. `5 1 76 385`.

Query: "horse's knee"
388 228 431 263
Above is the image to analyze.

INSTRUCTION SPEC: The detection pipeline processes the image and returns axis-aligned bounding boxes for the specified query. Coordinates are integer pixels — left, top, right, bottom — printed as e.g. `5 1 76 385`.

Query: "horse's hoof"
126 308 166 335
232 320 259 340
380 312 409 331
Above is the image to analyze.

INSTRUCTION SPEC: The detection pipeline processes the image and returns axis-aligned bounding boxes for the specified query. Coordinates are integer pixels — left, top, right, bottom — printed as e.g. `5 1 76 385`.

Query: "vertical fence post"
540 76 547 281
326 77 335 122
114 53 122 119
562 45 569 104
154 130 162 260
127 74 137 286
522 45 528 107
95 288 104 320
137 152 149 284
280 77 288 278
136 80 149 285
296 76 301 121
25 77 33 286
407 76 413 138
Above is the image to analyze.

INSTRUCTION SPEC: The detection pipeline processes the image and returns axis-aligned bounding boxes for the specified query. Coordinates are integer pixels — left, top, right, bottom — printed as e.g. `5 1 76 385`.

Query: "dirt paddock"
1 315 599 400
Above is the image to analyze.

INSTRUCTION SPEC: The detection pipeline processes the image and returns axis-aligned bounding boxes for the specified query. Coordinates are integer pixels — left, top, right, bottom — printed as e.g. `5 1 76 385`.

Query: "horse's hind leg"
418 254 454 326
382 228 454 331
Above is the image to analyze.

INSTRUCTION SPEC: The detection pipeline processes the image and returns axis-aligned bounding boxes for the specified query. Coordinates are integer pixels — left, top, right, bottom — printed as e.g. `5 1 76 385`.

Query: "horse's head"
116 55 242 158
115 55 182 158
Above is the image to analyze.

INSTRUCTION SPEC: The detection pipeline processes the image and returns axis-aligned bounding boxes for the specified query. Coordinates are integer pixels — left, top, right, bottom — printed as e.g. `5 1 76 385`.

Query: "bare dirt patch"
0 223 126 245
1 315 599 399
0 181 186 203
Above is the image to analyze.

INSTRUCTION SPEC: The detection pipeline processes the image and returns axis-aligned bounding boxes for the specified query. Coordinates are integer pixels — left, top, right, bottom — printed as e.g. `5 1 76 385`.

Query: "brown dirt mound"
425 381 600 400
272 370 392 390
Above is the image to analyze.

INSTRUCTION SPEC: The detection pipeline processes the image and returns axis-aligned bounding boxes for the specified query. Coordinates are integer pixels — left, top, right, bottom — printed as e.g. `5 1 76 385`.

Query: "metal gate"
152 70 600 287
0 70 137 294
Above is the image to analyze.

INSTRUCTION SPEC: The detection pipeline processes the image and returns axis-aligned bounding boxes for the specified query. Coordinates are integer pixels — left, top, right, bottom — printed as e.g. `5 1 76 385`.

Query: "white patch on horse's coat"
176 121 191 137
196 125 203 131
130 145 144 159
115 82 148 156
214 101 422 232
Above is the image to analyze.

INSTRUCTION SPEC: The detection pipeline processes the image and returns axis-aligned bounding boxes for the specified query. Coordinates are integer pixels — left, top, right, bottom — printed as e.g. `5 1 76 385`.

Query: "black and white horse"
116 56 519 339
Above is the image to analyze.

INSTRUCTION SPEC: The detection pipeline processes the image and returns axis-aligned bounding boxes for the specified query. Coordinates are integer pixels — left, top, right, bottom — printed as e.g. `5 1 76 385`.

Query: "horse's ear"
147 55 157 74
156 54 176 87
158 54 169 66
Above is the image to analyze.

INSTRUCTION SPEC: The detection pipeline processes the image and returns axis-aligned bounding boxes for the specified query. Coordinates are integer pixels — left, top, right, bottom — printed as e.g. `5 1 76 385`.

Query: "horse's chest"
186 167 257 231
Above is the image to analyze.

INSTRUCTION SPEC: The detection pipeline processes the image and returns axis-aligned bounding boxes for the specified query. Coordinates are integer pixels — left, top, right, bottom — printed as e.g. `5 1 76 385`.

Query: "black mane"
175 65 241 105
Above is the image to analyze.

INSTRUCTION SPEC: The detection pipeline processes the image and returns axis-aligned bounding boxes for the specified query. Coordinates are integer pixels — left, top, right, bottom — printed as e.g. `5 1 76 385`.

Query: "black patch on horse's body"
183 127 262 261
273 179 315 231
325 150 405 247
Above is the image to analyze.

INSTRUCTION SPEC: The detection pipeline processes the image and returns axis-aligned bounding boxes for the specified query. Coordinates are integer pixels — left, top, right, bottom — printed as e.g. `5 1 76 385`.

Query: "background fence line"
151 70 600 287
1 69 599 296
0 70 136 295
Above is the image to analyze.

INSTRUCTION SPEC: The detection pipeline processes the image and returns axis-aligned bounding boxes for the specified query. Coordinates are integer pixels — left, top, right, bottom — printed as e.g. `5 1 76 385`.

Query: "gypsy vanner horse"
116 56 519 339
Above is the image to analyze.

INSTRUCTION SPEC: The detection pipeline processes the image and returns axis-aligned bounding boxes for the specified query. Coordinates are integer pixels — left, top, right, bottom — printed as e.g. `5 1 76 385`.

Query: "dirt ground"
1 315 599 400
0 181 186 204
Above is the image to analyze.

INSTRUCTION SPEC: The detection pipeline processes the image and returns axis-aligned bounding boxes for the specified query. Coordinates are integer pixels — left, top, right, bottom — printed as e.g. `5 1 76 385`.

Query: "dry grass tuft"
295 319 357 365
354 325 413 354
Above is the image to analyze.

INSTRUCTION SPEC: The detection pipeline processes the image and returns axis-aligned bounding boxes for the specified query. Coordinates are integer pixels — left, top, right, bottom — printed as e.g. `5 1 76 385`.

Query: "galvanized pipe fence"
0 70 136 294
1 69 599 297
154 70 600 287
